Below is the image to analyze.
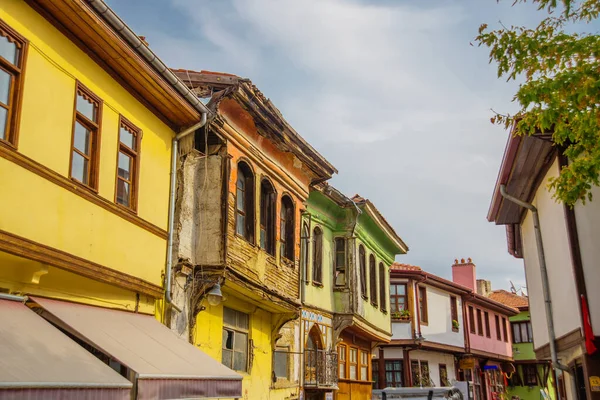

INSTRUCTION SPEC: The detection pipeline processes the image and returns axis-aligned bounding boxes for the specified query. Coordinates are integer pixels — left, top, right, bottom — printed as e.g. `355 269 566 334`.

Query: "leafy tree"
477 0 600 205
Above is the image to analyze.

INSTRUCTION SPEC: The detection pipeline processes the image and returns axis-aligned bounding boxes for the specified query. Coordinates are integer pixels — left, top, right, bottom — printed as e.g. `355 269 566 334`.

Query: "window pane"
390 285 396 295
0 69 11 105
117 179 130 207
71 151 88 184
223 329 234 350
397 285 406 295
223 308 236 326
118 152 132 180
521 323 528 342
349 365 357 380
234 332 247 352
335 271 346 286
350 349 357 363
237 312 249 330
0 36 18 65
77 94 96 122
527 322 533 342
236 214 245 236
361 366 368 381
339 363 346 379
274 351 288 378
513 324 521 343
120 126 135 149
233 351 247 371
236 188 244 210
0 106 6 140
221 349 232 368
73 122 91 155
361 351 368 364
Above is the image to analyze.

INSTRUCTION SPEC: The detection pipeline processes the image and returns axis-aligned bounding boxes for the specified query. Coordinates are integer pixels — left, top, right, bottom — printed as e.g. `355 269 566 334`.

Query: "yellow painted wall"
193 294 300 400
0 1 174 286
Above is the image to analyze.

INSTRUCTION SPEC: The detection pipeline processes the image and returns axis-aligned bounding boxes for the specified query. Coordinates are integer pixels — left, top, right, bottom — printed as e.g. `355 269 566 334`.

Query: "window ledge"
452 327 459 333
70 177 99 195
0 138 17 151
312 282 323 288
333 287 349 292
234 233 257 248
420 321 429 326
392 318 411 324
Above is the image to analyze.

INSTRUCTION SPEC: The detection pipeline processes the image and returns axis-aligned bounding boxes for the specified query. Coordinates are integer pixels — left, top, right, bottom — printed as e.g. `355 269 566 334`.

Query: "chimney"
476 279 492 296
452 258 476 291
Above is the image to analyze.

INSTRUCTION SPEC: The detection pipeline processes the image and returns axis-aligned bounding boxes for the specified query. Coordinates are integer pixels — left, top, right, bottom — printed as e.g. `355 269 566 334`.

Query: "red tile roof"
390 263 422 271
488 289 529 310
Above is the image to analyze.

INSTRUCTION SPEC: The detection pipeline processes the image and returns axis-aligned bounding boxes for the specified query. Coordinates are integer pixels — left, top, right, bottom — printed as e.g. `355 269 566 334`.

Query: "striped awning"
0 298 132 400
31 297 242 399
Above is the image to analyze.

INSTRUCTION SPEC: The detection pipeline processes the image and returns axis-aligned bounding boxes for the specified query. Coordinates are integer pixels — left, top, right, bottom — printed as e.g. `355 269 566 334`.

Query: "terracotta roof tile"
390 263 422 271
488 289 529 309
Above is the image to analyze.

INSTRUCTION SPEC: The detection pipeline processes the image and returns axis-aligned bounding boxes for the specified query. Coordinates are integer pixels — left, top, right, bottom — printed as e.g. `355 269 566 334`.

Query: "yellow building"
169 69 337 400
0 0 241 398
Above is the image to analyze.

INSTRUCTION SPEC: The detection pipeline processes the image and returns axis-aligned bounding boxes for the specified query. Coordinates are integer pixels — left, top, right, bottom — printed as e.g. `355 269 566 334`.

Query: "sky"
104 0 562 291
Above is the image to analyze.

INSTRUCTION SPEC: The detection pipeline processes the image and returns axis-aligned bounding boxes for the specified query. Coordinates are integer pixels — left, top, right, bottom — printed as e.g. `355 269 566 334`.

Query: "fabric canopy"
0 298 131 400
31 297 242 399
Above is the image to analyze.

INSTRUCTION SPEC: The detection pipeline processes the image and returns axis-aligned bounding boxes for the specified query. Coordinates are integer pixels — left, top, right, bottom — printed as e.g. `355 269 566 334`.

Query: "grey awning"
0 298 131 400
31 297 242 399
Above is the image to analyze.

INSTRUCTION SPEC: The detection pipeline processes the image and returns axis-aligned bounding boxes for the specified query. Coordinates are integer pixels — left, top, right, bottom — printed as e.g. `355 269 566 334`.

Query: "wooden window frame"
114 115 142 211
469 306 476 334
359 245 367 299
338 344 347 380
450 296 458 332
334 237 346 287
349 347 358 381
502 317 509 342
418 286 428 324
523 365 538 386
280 195 295 262
359 350 370 381
484 311 491 338
379 263 387 312
235 161 255 244
495 314 502 340
311 226 323 285
222 307 250 372
259 178 276 255
390 283 407 315
369 254 378 307
512 321 533 343
69 81 103 191
0 20 28 148
384 359 404 388
476 309 483 336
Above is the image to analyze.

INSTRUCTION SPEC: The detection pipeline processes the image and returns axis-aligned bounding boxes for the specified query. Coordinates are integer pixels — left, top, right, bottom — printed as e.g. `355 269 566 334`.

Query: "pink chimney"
452 258 476 291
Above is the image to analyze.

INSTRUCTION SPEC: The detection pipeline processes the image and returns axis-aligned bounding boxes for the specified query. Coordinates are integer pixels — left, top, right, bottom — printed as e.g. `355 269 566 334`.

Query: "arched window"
236 161 254 242
304 326 323 385
312 227 323 284
369 255 378 307
301 222 309 283
359 245 367 298
260 178 276 255
280 195 295 261
334 237 346 287
379 263 387 312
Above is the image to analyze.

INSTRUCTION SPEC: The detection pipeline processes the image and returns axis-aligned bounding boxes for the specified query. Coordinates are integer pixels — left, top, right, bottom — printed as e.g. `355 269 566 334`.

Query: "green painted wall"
506 311 556 400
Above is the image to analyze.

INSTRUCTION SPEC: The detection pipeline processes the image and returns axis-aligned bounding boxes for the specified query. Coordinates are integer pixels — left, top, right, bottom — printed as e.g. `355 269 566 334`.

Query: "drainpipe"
0 293 26 302
499 185 569 381
164 113 208 314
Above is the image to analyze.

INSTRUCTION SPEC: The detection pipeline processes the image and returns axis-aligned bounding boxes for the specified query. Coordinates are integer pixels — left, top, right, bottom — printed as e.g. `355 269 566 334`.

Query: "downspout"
499 185 569 381
165 113 208 314
349 200 362 314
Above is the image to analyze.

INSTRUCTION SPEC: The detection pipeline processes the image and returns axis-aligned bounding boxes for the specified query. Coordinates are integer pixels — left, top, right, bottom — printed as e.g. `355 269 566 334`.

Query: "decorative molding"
0 145 168 239
0 229 164 298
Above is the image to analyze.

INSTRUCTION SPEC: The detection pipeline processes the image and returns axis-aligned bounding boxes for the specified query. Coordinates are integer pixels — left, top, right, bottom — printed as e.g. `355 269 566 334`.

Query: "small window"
379 263 387 312
502 317 509 342
469 306 476 334
390 284 407 313
300 223 309 283
360 350 369 381
359 245 367 298
0 21 27 146
369 255 377 307
259 179 276 255
418 286 428 324
338 344 347 379
349 348 358 380
477 309 483 336
312 227 323 284
411 360 420 387
334 237 346 286
280 195 295 261
235 161 255 243
372 359 380 389
523 365 538 386
273 347 289 379
70 83 102 189
512 321 533 343
450 296 458 329
420 361 430 386
384 360 403 387
115 117 141 210
495 315 502 340
222 307 249 372
484 312 491 338
439 364 449 387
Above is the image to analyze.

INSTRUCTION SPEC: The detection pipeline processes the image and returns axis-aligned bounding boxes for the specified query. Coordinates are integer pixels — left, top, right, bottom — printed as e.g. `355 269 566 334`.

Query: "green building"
488 290 556 400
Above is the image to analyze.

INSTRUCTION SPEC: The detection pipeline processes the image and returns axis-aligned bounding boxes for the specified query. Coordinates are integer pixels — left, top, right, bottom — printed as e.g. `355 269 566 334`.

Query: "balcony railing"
304 349 338 388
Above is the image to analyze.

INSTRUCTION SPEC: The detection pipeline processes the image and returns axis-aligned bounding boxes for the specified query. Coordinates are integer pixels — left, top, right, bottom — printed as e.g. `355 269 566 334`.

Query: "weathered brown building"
169 70 336 400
